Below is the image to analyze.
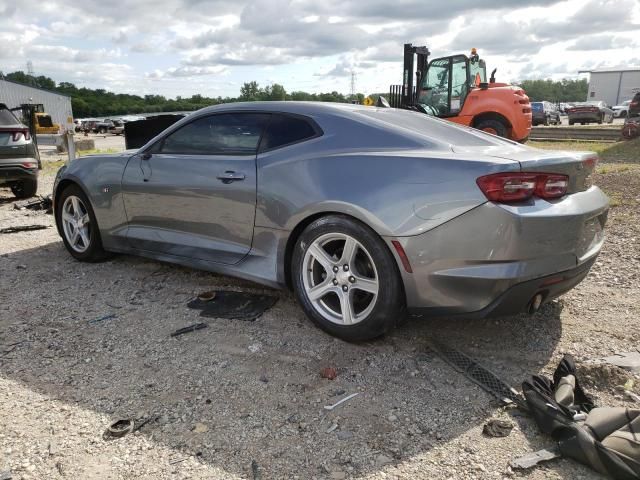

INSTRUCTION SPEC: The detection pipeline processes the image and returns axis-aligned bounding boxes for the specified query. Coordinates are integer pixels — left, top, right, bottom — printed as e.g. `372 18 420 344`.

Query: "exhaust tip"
528 294 544 314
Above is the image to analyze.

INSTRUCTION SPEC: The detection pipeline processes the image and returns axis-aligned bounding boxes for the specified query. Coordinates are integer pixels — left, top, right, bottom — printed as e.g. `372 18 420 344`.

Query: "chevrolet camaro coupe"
53 102 609 341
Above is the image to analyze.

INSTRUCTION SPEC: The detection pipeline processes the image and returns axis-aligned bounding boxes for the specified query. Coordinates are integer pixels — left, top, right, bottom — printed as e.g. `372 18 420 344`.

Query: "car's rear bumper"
408 256 597 318
569 113 600 122
389 186 609 316
0 159 39 185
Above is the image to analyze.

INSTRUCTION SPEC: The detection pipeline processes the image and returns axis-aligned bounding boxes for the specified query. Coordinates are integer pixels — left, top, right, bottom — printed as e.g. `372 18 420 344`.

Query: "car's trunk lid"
452 144 597 194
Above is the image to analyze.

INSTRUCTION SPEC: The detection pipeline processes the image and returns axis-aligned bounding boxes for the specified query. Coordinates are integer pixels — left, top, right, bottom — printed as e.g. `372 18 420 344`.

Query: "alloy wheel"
61 195 91 253
302 233 379 325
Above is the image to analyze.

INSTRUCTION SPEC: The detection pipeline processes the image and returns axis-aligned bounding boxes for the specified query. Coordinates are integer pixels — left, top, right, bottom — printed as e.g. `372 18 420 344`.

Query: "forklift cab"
417 53 487 117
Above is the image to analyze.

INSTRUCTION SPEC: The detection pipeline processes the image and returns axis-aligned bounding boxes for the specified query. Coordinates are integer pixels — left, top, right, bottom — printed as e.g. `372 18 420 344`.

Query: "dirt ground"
0 136 639 480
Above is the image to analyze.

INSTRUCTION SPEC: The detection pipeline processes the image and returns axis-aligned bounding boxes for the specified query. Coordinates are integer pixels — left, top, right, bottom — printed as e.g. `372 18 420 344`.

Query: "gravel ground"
0 137 638 480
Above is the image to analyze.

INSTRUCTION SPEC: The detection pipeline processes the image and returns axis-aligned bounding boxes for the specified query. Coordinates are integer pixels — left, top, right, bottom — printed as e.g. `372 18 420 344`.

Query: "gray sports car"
53 102 609 341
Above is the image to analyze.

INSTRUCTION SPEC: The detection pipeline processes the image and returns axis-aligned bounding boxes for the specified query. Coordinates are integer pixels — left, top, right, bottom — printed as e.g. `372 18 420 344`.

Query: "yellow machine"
21 104 60 134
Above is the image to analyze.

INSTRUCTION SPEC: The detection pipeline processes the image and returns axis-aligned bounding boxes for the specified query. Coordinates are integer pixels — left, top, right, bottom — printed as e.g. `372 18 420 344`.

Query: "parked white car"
613 100 632 118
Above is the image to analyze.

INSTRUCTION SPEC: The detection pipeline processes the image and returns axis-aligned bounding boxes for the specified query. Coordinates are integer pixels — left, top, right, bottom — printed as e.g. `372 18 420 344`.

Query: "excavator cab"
417 53 487 117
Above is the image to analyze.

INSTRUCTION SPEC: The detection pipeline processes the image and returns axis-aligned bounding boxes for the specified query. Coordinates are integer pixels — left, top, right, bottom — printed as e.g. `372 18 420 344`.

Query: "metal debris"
601 351 640 373
511 445 561 470
87 313 117 325
0 224 50 234
13 195 52 213
324 392 360 411
170 322 207 337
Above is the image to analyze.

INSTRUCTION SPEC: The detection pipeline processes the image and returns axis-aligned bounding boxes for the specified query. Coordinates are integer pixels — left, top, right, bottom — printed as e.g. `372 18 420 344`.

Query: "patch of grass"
597 163 638 174
528 138 640 164
77 148 119 156
42 159 66 173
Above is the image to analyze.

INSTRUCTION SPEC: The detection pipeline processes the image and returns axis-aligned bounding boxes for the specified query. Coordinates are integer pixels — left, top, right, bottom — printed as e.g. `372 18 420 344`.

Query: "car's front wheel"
57 185 111 262
292 215 403 342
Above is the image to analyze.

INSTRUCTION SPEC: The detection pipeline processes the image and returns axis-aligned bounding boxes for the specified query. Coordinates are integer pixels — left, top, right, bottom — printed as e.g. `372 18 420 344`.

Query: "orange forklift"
388 44 532 142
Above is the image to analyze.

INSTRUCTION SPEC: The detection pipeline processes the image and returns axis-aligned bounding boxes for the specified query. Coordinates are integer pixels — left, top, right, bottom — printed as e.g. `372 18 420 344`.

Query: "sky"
0 0 639 98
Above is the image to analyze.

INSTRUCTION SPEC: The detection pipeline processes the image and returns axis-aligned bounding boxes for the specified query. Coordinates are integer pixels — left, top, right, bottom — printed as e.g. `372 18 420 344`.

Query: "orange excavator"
388 44 532 142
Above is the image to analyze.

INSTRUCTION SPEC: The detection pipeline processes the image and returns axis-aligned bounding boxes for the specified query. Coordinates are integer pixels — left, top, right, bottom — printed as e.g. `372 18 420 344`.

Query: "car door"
121 112 270 265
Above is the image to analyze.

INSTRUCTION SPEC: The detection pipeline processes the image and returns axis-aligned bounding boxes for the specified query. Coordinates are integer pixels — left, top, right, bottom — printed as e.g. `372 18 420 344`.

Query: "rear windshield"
356 108 505 147
531 103 543 111
0 108 19 126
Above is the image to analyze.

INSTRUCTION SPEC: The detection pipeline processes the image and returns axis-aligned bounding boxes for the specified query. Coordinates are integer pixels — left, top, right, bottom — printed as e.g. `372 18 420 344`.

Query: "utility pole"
350 70 356 100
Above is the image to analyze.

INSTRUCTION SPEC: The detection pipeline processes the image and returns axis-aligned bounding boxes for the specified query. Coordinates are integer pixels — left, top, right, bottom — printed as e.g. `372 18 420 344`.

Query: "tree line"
517 79 588 103
1 70 588 117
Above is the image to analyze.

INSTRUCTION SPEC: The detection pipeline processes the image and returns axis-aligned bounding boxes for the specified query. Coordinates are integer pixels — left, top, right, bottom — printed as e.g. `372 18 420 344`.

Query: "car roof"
138 101 515 153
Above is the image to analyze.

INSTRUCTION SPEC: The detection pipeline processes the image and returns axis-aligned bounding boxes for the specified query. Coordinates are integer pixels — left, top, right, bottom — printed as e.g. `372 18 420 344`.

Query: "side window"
450 57 469 113
260 114 319 151
158 113 270 155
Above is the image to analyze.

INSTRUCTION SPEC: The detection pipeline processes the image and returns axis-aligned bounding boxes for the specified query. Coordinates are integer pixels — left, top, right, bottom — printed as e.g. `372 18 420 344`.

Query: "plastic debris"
324 392 360 411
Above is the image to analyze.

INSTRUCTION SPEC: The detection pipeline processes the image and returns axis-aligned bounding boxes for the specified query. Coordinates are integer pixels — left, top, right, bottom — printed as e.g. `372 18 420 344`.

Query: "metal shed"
0 78 73 126
580 67 640 106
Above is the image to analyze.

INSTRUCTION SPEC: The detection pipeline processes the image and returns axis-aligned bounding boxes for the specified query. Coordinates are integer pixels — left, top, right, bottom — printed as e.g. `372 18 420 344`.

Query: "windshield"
531 102 543 111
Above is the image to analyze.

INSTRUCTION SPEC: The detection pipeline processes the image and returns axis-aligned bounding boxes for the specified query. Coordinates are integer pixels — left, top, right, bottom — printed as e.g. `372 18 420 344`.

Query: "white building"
580 67 640 106
0 78 73 126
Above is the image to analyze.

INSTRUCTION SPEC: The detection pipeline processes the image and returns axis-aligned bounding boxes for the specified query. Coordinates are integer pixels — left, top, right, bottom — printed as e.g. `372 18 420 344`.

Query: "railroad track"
530 127 621 142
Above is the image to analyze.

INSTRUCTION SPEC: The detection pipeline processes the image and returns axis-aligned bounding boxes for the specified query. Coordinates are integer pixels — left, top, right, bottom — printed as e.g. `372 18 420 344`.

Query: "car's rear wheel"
57 185 111 262
10 178 38 199
292 215 403 342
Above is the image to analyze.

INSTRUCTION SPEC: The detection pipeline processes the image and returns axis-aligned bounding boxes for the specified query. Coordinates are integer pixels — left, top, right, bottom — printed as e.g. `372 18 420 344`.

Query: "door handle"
217 171 246 184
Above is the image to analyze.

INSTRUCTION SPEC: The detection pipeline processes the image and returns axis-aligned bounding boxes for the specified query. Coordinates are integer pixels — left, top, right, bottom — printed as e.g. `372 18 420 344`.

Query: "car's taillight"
477 172 569 203
21 161 37 169
535 175 569 198
11 129 30 141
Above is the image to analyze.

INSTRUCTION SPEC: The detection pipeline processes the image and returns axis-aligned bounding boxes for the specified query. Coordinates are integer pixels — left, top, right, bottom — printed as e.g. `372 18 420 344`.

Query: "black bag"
523 355 640 479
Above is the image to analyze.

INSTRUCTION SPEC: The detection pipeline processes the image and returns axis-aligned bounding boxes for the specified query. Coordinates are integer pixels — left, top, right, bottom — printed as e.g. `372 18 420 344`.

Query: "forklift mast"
401 43 430 107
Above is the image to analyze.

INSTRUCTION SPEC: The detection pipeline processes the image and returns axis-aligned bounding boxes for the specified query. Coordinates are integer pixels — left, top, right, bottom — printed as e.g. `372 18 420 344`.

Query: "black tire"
620 111 627 118
56 184 111 262
543 115 549 126
597 115 603 125
568 120 574 126
291 215 403 342
11 178 38 199
99 127 107 134
474 118 508 138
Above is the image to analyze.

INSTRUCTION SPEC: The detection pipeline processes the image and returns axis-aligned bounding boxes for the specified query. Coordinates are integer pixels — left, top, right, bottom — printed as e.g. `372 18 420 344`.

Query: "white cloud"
0 0 638 97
